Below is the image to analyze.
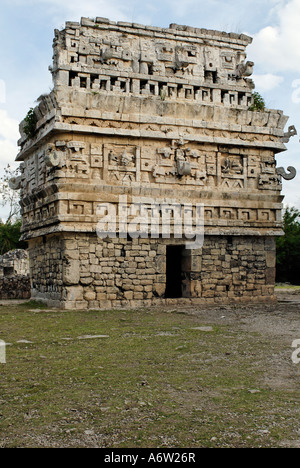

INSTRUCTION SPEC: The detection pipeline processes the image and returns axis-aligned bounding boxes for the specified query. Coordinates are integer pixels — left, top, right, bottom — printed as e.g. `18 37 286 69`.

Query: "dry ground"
0 288 299 448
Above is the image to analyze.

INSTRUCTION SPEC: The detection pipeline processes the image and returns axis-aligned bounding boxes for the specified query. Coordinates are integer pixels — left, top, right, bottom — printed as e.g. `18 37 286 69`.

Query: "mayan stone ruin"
0 250 30 300
12 17 296 309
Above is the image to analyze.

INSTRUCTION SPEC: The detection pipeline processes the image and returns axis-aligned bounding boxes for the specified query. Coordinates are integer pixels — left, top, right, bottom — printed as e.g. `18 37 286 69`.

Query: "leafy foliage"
0 220 26 255
23 108 37 139
249 91 266 112
276 206 300 285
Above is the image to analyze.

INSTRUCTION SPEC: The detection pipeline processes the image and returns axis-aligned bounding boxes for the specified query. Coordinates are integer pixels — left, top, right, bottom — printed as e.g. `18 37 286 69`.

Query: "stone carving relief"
204 206 276 223
61 141 89 178
149 139 208 185
104 144 140 184
141 143 294 192
22 202 58 227
236 60 254 79
45 143 65 168
221 156 243 175
282 125 297 143
59 25 254 108
220 52 235 70
219 152 245 189
8 176 22 191
258 174 282 190
261 156 276 174
276 166 297 180
19 133 292 203
44 140 89 178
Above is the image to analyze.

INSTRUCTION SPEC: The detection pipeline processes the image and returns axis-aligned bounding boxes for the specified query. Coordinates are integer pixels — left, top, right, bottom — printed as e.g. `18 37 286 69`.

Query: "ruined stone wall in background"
0 276 31 300
0 250 31 300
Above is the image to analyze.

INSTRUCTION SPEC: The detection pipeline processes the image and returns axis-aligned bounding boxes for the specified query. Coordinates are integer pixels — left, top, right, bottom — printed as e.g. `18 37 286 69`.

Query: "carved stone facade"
14 18 296 309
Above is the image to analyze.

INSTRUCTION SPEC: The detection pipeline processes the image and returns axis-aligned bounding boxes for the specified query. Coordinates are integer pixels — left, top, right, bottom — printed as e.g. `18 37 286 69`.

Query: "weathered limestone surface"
0 249 29 278
13 18 293 308
0 276 31 300
28 234 276 309
0 250 31 299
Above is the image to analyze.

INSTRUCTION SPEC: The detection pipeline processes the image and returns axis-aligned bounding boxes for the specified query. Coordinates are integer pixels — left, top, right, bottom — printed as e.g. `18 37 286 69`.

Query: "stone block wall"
189 235 276 301
28 235 64 304
28 233 276 309
0 276 31 300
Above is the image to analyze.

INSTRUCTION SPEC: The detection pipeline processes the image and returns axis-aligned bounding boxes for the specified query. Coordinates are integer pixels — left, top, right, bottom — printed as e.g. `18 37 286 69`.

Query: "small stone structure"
12 18 296 309
0 250 31 299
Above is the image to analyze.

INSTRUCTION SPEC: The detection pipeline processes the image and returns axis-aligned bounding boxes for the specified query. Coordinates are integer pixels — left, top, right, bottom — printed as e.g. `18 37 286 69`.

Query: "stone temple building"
12 17 296 309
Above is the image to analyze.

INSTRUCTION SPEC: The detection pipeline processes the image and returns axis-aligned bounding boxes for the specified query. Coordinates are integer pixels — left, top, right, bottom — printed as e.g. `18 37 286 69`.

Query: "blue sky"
0 0 299 219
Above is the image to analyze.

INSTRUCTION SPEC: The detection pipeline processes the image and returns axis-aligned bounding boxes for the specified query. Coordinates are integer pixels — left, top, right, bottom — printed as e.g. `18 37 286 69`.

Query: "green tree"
276 206 300 284
0 166 26 255
0 220 26 255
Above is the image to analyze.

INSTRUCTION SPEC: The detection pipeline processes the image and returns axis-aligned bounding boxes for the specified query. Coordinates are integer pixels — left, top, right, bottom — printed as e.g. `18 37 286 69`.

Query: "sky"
0 0 300 219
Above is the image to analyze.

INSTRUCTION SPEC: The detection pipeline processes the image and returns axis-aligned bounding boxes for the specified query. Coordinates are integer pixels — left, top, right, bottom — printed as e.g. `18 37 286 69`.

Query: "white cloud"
0 110 19 142
0 110 19 181
0 112 19 220
249 0 300 73
0 80 5 105
0 139 18 168
252 74 284 92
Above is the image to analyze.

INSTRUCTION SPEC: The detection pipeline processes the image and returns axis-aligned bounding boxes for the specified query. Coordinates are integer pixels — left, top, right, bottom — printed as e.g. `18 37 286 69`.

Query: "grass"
0 301 299 448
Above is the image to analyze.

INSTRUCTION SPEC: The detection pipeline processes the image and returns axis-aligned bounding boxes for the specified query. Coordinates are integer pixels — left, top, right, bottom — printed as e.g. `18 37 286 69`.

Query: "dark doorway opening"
165 245 184 298
3 267 14 277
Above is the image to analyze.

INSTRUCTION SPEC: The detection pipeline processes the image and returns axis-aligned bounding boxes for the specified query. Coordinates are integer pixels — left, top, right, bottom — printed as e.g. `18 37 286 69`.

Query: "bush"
23 108 37 139
276 206 300 285
0 220 26 255
249 92 266 112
